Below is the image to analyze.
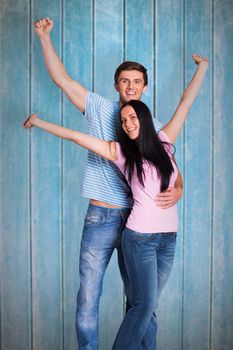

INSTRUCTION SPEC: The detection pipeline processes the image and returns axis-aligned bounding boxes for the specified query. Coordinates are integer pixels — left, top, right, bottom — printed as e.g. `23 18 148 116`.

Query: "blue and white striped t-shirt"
81 91 162 208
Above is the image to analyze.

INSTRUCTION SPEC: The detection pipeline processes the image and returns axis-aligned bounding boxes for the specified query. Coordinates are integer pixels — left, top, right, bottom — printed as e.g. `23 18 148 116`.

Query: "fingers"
155 196 176 209
23 114 37 128
23 116 31 128
156 188 173 199
34 17 53 28
192 53 209 64
155 187 182 208
157 202 174 209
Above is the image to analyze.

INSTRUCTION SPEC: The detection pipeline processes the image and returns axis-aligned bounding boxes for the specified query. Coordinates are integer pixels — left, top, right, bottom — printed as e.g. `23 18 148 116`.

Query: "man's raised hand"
34 17 53 37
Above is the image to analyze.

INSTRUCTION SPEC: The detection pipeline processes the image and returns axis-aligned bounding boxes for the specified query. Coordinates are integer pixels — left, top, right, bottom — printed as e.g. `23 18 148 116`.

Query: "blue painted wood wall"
1 0 233 349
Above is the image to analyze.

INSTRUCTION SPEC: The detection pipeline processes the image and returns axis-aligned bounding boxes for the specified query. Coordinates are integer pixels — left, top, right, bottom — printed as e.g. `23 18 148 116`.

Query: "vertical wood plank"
31 1 62 349
0 1 31 349
156 1 184 349
125 0 154 112
183 0 213 349
1 1 233 349
212 0 233 349
63 0 93 349
94 1 124 349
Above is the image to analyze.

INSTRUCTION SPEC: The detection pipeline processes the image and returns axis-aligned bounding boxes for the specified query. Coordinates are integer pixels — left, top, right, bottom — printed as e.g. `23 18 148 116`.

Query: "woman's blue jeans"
112 227 177 350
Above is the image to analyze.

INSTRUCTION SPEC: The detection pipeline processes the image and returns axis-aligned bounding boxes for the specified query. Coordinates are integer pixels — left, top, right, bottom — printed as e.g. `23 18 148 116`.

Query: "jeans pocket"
84 212 102 225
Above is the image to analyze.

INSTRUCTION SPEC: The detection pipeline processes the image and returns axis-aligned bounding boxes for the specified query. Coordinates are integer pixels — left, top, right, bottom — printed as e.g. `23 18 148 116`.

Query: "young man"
34 17 183 350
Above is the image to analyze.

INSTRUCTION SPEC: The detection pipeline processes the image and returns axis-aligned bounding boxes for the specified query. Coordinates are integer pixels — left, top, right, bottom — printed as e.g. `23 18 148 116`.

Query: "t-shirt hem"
81 192 133 209
125 224 178 234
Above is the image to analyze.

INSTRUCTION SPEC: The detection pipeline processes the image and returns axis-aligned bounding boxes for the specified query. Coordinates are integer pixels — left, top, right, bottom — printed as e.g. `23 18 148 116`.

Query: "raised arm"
34 18 87 112
23 114 117 161
162 54 208 144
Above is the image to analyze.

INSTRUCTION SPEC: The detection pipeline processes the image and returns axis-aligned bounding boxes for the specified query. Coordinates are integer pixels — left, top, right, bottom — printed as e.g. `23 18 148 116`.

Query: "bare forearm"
27 115 116 161
34 18 87 111
174 170 183 190
162 56 208 143
181 61 208 108
40 35 69 86
33 115 77 140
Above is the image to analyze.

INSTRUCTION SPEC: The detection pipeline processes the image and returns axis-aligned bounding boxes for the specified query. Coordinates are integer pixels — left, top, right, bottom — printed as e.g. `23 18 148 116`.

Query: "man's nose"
128 80 133 89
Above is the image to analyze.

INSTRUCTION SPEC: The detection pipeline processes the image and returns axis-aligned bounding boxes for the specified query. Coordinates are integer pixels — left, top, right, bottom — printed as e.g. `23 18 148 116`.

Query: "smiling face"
115 70 147 106
120 105 140 140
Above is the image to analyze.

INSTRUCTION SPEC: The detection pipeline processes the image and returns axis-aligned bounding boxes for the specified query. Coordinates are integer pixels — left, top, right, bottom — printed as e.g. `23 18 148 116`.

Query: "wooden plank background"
0 0 233 349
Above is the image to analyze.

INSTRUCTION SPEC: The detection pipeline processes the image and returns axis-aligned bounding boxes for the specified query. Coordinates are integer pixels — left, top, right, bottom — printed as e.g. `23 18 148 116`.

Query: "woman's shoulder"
112 142 126 167
158 129 171 143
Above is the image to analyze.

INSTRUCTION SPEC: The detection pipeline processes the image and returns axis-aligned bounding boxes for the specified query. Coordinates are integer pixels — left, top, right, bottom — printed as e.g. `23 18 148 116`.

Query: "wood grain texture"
1 0 233 349
183 0 213 349
63 0 92 349
0 1 31 349
30 1 63 349
156 1 184 349
212 0 233 349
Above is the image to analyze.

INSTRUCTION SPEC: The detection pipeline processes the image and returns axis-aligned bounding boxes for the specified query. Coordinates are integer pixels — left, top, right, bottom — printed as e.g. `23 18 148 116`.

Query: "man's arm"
157 54 208 208
34 18 87 112
156 169 183 209
162 54 208 144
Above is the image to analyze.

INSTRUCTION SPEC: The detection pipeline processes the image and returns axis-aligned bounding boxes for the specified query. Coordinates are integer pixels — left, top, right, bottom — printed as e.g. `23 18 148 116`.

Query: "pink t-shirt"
113 131 178 233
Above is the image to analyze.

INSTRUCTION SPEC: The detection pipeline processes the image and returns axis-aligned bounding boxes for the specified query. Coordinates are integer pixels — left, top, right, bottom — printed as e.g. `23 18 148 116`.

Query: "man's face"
115 70 147 105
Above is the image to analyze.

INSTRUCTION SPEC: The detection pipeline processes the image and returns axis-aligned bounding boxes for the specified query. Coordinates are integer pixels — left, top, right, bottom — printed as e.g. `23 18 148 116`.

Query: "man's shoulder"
85 91 119 123
87 91 117 108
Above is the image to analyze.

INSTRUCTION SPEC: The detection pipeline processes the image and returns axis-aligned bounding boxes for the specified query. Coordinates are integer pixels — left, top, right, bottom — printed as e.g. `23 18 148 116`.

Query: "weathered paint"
1 0 233 349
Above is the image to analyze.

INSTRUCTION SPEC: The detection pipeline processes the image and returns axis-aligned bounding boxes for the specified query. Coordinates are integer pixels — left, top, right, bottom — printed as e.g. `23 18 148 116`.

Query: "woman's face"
120 105 140 140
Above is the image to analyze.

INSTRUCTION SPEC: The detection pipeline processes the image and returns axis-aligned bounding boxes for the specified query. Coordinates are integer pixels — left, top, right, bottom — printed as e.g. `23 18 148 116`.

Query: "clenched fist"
34 17 53 37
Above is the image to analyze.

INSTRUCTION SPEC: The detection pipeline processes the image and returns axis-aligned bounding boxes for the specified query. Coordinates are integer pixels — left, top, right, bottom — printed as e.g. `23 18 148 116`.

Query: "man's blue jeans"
112 227 177 350
76 204 130 350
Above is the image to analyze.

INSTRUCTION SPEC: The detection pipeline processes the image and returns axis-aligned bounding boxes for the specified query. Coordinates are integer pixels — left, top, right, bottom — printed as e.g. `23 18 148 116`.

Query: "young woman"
24 54 208 350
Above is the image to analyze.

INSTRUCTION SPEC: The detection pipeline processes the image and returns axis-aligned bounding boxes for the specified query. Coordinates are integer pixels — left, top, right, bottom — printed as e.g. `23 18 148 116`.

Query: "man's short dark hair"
114 61 148 86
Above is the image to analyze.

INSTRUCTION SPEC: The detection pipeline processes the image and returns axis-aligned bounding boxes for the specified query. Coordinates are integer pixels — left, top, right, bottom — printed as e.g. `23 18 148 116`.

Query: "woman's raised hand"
23 114 37 129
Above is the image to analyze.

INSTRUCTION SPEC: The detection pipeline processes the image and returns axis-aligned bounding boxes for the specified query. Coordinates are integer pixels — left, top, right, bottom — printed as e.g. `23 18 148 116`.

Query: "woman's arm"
23 114 117 161
162 54 208 144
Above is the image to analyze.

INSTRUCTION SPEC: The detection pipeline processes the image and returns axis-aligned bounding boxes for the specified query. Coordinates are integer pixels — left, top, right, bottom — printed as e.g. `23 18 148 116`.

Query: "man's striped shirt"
81 91 162 208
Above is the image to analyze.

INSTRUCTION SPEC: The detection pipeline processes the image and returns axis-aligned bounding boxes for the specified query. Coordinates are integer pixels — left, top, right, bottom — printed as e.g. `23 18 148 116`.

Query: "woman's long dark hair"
117 100 174 192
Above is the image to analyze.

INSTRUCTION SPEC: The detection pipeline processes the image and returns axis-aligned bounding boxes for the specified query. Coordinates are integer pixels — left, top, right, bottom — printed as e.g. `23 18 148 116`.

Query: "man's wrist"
40 34 51 45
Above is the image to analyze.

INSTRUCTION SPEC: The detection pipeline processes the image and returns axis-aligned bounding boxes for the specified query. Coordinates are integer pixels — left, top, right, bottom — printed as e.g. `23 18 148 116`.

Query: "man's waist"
90 199 122 209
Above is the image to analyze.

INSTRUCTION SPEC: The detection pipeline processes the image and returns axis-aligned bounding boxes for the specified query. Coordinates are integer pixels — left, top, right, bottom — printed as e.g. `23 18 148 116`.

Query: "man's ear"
114 83 119 92
142 85 148 93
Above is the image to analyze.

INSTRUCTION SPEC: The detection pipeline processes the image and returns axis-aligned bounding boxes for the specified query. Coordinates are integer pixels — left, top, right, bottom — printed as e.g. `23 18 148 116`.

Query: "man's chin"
121 95 138 104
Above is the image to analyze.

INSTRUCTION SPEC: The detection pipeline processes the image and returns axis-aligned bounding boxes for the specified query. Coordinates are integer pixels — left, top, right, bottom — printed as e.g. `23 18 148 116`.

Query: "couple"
25 17 208 350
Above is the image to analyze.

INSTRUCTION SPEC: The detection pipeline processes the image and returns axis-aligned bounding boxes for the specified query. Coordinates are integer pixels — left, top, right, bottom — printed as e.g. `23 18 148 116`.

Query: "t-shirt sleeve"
158 130 173 154
84 91 109 122
112 142 126 173
153 117 163 132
